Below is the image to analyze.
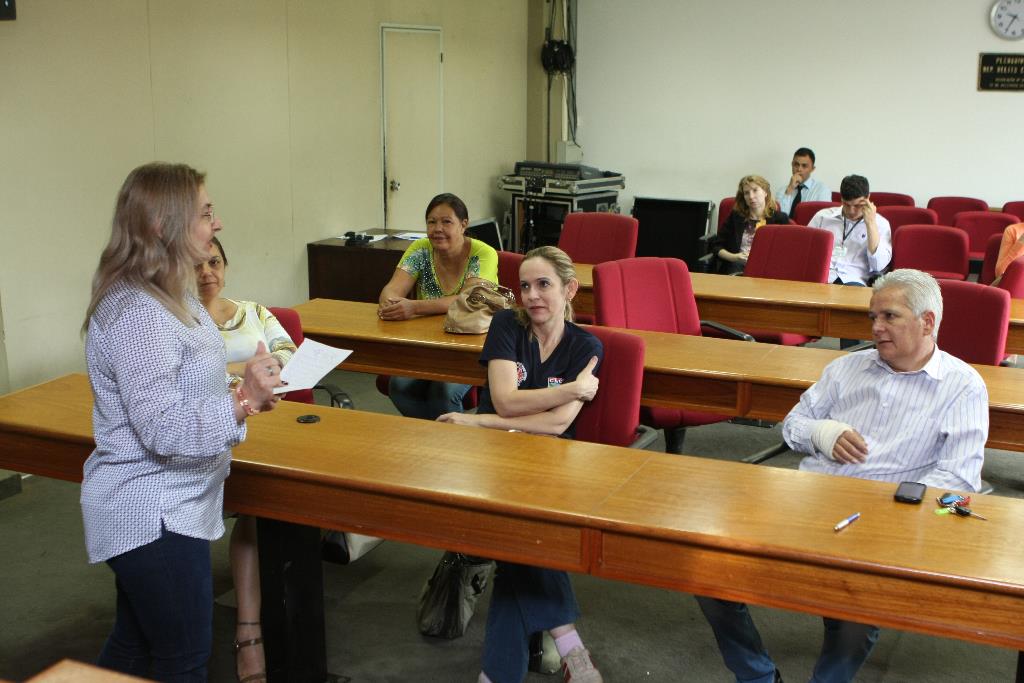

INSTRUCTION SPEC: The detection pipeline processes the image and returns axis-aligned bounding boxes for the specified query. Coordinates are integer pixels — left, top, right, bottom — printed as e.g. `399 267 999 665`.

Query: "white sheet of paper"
274 339 352 394
393 231 428 240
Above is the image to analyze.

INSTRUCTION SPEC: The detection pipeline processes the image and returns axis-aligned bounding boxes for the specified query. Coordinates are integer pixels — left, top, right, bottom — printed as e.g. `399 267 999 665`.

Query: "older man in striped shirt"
698 268 989 683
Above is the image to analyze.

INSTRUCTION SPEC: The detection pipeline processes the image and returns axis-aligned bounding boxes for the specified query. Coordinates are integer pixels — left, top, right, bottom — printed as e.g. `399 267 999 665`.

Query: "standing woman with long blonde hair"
81 163 281 681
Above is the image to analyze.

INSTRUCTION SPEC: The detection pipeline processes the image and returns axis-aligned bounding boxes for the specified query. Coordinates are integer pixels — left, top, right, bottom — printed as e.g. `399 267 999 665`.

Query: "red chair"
573 326 655 449
717 197 736 231
792 201 839 226
892 225 969 281
980 232 1004 286
937 281 1010 366
269 306 351 407
996 258 1024 299
592 257 751 453
953 211 1020 261
558 212 638 264
497 250 524 305
831 191 841 202
868 192 915 207
1001 201 1024 221
740 226 835 345
926 196 988 226
878 206 938 238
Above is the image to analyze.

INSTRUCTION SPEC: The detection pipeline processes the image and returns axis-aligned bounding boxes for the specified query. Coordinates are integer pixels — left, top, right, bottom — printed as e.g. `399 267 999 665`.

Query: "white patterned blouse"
81 280 247 563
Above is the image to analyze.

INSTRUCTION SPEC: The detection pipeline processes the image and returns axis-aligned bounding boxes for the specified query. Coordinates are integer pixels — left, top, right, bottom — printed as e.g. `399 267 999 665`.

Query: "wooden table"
24 660 148 682
2 375 1024 672
572 266 1024 356
294 298 1024 452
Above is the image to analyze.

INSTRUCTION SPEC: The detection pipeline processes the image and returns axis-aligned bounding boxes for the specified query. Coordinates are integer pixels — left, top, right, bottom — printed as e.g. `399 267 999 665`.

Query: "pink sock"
554 630 584 658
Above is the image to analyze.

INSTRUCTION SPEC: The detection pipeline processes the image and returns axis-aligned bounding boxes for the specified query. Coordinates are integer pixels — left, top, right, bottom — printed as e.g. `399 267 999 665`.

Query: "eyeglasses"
201 206 216 223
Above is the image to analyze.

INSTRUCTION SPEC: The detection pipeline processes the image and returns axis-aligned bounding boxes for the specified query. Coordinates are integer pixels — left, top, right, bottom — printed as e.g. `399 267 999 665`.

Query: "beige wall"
577 0 1024 216
0 0 528 390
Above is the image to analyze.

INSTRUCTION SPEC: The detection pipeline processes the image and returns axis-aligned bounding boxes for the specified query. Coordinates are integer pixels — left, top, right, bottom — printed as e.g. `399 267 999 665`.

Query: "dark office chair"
558 212 638 264
269 307 352 408
738 225 834 345
892 225 970 281
953 211 1020 262
926 196 988 226
792 201 839 226
592 257 752 454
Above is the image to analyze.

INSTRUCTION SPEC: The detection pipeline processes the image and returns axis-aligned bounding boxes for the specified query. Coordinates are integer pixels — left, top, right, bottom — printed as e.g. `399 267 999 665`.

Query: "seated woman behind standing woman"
437 246 605 683
378 193 498 419
197 236 296 683
712 175 790 274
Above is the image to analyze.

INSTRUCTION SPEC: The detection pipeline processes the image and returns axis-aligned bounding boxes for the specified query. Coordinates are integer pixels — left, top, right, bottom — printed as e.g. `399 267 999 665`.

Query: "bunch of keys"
935 492 988 520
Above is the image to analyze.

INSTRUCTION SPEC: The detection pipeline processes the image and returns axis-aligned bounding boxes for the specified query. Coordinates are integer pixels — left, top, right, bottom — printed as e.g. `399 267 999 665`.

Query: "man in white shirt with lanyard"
808 174 892 286
697 268 988 683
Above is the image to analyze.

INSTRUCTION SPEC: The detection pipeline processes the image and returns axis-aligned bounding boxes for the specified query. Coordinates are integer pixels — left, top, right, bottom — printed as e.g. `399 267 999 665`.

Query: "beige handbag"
443 282 515 334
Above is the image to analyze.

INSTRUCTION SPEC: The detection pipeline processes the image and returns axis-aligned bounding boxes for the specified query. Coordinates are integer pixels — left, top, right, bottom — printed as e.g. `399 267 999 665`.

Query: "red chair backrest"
869 192 915 207
953 211 1020 257
936 280 1009 366
892 226 969 280
792 201 839 226
743 225 834 283
1002 201 1024 222
268 306 315 404
717 197 736 231
996 258 1024 299
558 212 638 264
878 206 938 237
497 250 524 304
592 257 702 336
926 196 988 226
980 232 1004 286
831 191 841 202
574 326 645 448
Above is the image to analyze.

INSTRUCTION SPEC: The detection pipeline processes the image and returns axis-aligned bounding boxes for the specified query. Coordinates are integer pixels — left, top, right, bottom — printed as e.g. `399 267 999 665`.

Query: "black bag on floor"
416 551 495 639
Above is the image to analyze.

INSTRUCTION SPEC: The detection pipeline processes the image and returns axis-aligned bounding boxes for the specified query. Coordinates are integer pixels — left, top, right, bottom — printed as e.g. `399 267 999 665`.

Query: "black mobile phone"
894 481 926 504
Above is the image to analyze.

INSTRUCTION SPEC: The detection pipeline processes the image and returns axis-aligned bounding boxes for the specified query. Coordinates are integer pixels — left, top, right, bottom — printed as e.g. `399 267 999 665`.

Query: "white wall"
576 0 1023 219
0 0 527 390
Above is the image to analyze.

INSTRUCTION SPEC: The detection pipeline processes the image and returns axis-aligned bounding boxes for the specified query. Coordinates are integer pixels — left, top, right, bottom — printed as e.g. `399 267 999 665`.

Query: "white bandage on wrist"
811 419 854 461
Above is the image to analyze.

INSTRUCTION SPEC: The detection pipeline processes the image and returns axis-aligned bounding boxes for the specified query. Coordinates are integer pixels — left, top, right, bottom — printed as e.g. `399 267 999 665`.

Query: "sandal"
234 621 267 683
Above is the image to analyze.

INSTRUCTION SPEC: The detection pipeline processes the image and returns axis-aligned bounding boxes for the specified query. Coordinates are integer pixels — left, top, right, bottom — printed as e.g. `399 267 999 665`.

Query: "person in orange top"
993 222 1024 286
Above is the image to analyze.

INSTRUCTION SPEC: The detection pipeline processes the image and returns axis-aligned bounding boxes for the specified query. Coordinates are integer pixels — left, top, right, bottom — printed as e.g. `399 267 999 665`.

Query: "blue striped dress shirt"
783 348 988 492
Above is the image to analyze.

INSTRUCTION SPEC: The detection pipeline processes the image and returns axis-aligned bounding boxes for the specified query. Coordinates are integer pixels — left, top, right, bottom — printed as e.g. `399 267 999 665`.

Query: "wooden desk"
3 375 1024 662
573 266 1024 356
25 660 148 682
307 236 407 303
294 298 1024 452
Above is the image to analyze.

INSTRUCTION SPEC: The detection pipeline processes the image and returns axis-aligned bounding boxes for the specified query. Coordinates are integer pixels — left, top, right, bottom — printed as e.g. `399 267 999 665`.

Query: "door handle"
389 179 401 192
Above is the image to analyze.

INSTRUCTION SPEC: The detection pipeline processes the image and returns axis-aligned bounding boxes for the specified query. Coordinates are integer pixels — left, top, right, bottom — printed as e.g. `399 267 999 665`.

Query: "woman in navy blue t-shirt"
438 246 605 683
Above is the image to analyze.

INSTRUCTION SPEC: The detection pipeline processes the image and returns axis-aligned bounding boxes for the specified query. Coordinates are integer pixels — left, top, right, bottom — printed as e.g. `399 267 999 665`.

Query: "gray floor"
1 360 1021 682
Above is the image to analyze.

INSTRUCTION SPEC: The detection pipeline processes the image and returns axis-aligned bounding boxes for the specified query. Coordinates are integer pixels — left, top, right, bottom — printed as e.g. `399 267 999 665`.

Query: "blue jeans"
696 596 879 683
98 528 213 682
388 377 470 420
482 562 580 683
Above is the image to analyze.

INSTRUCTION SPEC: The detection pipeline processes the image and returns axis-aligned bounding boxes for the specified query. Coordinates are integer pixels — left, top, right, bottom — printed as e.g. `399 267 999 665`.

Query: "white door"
381 26 443 232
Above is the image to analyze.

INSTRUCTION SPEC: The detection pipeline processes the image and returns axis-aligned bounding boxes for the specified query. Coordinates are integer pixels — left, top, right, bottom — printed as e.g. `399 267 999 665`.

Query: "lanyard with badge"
833 215 863 260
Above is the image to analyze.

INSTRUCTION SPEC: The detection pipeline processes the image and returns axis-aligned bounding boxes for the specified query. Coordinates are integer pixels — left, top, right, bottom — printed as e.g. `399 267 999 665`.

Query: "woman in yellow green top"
378 193 498 419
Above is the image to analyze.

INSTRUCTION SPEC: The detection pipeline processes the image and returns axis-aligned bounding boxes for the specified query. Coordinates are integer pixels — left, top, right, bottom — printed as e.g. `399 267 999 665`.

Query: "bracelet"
235 385 260 416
